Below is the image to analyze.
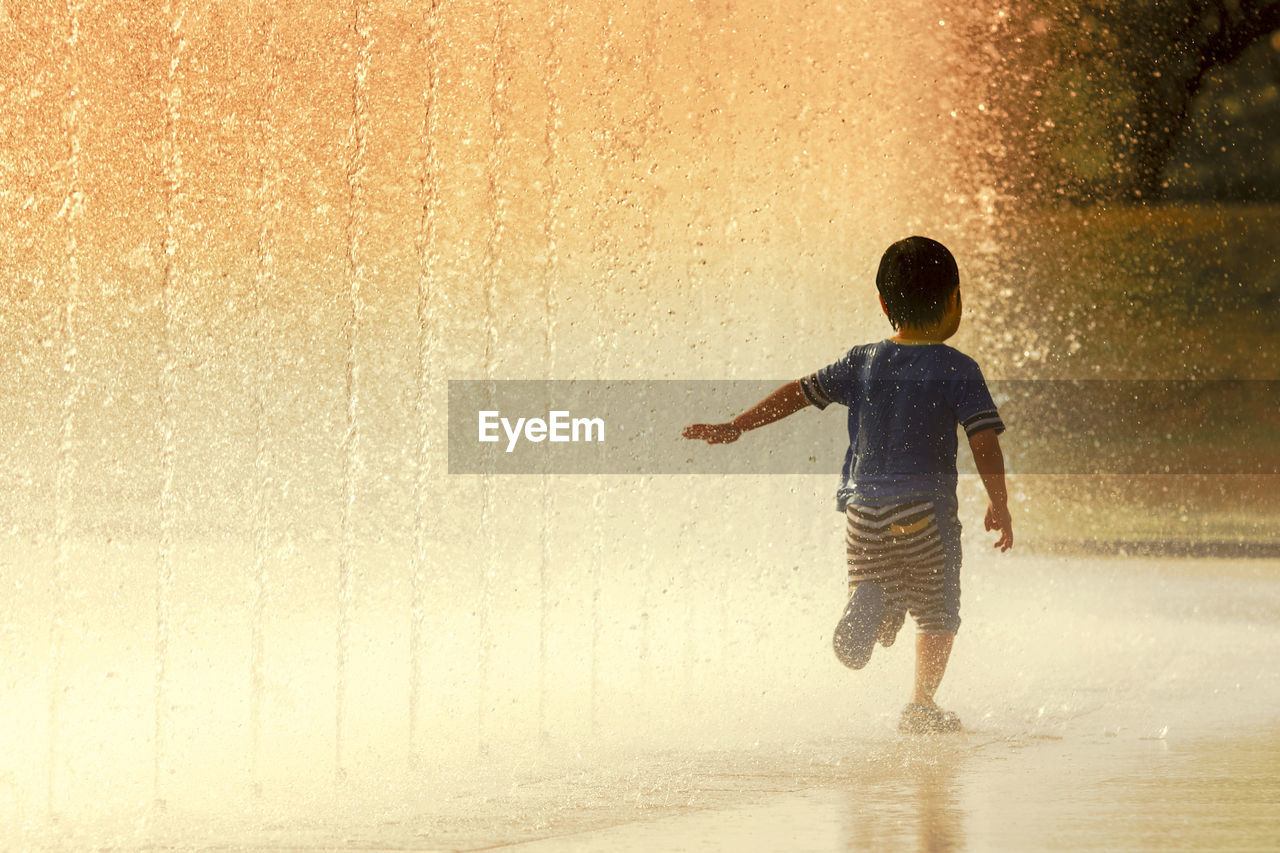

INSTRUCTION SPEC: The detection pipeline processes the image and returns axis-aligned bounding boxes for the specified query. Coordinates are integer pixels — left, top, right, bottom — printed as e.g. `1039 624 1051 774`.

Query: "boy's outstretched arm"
683 380 811 445
968 429 1013 551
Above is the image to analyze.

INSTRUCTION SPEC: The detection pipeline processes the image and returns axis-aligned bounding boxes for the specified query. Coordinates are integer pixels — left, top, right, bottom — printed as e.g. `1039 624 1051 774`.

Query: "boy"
683 236 1012 734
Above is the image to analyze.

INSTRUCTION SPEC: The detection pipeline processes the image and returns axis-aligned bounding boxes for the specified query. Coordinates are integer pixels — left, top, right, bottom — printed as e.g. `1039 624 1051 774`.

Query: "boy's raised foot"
832 582 886 670
877 608 905 648
899 702 962 734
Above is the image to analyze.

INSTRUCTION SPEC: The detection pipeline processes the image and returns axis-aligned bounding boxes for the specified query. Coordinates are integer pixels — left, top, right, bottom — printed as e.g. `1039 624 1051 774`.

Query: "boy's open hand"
984 502 1013 551
682 422 742 444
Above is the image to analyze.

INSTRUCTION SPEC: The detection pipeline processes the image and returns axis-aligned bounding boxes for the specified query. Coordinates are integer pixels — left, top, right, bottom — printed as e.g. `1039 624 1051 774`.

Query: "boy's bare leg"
912 631 955 706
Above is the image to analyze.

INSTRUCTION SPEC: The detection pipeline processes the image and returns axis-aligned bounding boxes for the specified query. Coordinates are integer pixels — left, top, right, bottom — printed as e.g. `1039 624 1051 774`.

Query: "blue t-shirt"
799 340 1004 510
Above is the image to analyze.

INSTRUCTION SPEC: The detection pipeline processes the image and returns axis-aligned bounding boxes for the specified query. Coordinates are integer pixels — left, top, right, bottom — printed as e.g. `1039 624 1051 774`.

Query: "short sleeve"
945 357 1005 437
800 350 858 410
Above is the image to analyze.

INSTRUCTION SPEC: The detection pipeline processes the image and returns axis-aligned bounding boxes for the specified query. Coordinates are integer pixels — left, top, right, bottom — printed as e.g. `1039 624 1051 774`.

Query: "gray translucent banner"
447 380 1280 475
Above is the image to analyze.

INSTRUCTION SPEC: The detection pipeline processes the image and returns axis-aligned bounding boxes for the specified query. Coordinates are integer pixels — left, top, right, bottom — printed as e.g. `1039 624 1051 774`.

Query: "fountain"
0 0 1070 846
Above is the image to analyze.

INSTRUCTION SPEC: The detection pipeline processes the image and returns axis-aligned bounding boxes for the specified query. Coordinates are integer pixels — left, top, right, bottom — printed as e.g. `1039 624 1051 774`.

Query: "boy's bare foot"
899 702 962 734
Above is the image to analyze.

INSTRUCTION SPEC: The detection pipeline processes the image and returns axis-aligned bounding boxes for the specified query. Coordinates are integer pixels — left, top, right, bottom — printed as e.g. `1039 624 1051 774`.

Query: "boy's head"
875 236 959 330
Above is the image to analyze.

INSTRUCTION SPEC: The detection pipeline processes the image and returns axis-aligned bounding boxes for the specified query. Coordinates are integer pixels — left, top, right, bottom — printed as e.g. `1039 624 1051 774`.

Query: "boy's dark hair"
875 236 959 330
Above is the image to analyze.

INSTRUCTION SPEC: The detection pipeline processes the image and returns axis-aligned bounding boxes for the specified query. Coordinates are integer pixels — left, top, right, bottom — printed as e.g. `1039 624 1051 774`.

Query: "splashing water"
536 0 569 747
49 0 85 822
409 0 444 770
248 0 281 801
3 1 1274 849
335 0 372 788
153 0 187 814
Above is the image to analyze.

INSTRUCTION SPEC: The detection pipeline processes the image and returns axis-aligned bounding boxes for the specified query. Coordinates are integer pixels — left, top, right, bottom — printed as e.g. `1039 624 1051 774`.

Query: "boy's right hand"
984 502 1013 551
682 422 742 444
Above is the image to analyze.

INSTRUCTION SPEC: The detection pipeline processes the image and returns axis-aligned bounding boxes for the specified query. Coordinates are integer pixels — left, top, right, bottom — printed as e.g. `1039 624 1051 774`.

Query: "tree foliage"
992 0 1280 201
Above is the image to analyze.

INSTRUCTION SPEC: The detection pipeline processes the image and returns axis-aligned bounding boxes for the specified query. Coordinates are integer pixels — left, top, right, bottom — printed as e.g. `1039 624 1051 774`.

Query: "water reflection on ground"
6 552 1277 851
490 725 1278 852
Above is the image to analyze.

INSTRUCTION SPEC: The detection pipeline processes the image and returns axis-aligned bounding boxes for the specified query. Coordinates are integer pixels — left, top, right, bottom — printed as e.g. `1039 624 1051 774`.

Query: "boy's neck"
889 328 947 344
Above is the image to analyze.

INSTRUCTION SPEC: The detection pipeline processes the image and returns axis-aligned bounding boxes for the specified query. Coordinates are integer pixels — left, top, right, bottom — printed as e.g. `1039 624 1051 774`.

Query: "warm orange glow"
4 2 1276 849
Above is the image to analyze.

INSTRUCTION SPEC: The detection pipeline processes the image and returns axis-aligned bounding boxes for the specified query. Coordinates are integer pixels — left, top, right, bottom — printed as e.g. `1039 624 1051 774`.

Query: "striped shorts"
845 498 963 634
